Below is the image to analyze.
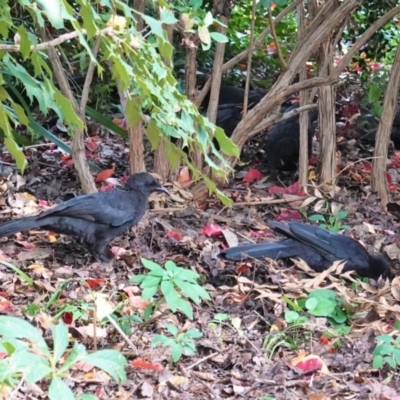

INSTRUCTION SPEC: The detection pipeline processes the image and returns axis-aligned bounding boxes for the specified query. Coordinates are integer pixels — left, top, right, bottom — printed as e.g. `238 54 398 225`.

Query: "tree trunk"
309 0 338 191
297 1 310 188
371 41 400 206
154 23 174 179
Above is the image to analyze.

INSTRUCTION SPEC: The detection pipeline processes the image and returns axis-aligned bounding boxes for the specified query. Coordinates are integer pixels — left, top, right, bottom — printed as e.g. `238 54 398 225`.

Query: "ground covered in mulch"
0 113 400 399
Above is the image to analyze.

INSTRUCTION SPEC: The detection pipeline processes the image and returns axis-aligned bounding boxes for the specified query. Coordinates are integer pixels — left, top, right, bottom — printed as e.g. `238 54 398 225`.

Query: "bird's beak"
156 185 170 196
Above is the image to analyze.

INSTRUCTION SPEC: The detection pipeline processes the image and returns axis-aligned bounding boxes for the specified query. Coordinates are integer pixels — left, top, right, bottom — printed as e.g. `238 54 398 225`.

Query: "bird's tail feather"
0 216 42 238
218 240 300 261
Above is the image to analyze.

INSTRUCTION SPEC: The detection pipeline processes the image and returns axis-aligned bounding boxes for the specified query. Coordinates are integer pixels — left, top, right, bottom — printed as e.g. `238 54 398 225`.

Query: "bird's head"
125 173 170 196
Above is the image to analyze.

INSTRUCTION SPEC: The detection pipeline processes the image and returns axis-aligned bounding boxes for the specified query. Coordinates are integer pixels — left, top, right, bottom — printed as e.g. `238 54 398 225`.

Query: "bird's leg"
88 241 113 264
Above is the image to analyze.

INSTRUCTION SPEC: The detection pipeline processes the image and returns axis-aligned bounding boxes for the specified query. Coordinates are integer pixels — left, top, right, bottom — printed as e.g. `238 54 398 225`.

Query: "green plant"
372 334 400 369
302 289 351 335
0 316 127 399
131 259 211 320
308 210 351 233
152 323 203 362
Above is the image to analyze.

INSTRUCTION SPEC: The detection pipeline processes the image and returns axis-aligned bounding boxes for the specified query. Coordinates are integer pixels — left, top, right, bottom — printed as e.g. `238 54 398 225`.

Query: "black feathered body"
219 221 391 280
0 173 168 262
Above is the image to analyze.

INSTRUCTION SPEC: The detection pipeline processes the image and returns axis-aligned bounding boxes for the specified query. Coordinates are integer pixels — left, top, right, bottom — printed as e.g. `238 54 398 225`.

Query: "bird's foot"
91 251 112 264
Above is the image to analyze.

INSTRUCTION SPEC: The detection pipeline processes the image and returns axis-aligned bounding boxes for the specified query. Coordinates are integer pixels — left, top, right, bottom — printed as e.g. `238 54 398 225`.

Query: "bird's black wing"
269 221 371 267
38 190 138 227
218 238 324 263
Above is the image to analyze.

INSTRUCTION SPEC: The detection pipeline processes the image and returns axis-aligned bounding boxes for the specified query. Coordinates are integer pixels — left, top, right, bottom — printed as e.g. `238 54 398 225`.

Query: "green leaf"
141 258 165 275
53 92 83 128
285 311 300 323
165 324 179 336
152 334 169 346
160 9 178 25
372 354 384 368
210 32 229 43
142 286 159 300
83 350 127 384
161 281 180 312
306 298 336 317
61 342 87 371
384 356 396 369
204 11 213 27
335 210 348 220
10 351 51 383
0 260 34 285
17 26 31 60
52 322 69 364
308 214 326 222
171 342 183 362
49 377 75 400
0 316 49 355
4 137 27 173
177 298 193 319
184 329 203 339
140 275 162 289
368 84 382 103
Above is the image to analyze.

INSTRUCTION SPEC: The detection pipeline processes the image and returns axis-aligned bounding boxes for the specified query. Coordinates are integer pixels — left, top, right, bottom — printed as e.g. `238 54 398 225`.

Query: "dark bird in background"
0 173 169 262
219 221 391 280
201 86 269 137
264 104 319 171
361 105 400 148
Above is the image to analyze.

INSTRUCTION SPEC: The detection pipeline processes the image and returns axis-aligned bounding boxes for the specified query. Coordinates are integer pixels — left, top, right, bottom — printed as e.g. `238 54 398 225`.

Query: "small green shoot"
373 334 400 369
308 210 350 233
152 323 203 362
0 316 127 399
131 258 211 320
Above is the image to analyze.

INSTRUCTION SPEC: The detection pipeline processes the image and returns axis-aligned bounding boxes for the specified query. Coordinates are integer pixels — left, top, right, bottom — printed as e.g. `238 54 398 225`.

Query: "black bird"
264 104 318 171
0 173 169 262
200 86 268 110
360 105 400 148
219 221 391 280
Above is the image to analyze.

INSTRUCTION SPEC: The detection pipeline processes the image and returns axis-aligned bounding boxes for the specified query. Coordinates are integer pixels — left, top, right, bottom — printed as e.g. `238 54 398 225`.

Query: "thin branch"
268 6 286 69
80 35 102 114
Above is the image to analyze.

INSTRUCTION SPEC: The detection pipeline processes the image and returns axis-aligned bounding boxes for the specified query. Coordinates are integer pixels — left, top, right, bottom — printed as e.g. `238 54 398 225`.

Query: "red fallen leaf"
0 300 13 313
319 336 330 345
201 223 224 237
286 181 306 196
197 204 207 211
85 139 98 152
0 352 7 359
369 62 383 71
95 166 115 182
74 361 94 372
342 104 359 118
128 295 149 309
89 135 101 140
357 162 372 172
15 241 36 250
62 312 73 324
85 278 106 289
268 186 288 195
276 209 302 221
386 173 393 184
294 356 327 373
166 231 182 241
236 263 251 274
243 169 263 183
309 157 318 166
131 358 164 371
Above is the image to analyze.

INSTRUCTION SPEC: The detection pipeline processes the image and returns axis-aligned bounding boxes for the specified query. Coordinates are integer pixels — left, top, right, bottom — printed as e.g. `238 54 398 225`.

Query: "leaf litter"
0 122 399 398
